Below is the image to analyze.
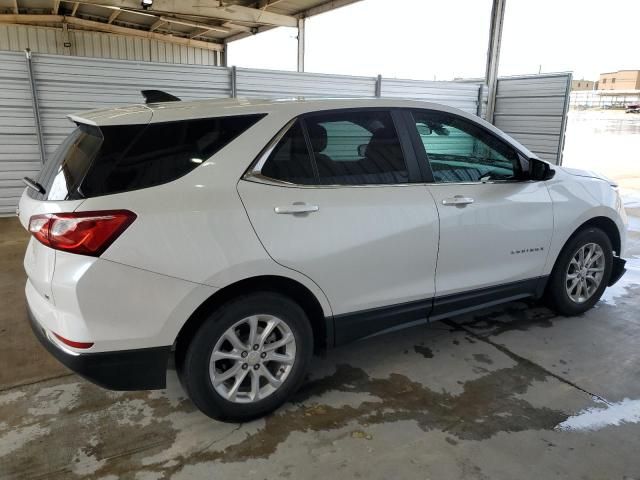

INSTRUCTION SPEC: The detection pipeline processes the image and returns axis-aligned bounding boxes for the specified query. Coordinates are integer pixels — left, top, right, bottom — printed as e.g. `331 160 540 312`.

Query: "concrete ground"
1 208 639 479
2 110 640 479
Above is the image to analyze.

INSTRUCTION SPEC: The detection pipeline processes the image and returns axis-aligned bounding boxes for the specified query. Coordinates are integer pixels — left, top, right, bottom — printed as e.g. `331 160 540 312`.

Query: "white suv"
19 97 627 421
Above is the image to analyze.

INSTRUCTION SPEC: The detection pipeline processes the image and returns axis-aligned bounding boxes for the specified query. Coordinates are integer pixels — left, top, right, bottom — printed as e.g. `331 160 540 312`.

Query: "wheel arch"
573 216 621 255
548 215 622 278
175 275 332 367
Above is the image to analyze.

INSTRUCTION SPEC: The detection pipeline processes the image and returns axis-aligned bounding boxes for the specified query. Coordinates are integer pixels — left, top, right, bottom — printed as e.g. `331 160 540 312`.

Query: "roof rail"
141 90 181 104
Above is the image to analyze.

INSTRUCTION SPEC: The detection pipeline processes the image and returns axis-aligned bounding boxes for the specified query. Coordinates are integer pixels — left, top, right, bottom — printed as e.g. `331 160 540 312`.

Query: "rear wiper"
23 177 46 195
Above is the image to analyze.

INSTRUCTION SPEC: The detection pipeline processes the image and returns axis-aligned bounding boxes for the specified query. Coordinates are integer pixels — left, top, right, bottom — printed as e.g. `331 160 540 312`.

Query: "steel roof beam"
222 22 253 33
157 15 231 34
0 14 223 51
106 8 120 23
258 0 287 9
0 14 63 22
189 27 212 39
225 0 363 44
300 0 362 18
73 0 297 27
149 18 164 31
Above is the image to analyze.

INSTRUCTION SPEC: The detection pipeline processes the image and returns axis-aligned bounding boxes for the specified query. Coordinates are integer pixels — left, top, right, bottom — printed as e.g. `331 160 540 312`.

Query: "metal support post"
297 17 305 73
484 0 506 124
24 49 46 164
231 65 237 98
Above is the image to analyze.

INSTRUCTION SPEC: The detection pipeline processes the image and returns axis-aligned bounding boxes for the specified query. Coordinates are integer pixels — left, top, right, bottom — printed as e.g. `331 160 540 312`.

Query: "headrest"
365 130 405 169
306 122 328 153
364 130 390 157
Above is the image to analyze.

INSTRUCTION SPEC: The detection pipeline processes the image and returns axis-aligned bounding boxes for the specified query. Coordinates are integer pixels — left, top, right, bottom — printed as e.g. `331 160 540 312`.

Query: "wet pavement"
564 110 640 208
1 111 639 479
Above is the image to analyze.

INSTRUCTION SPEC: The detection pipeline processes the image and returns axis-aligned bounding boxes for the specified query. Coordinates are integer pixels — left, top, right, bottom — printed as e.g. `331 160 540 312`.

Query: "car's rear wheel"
545 227 613 315
180 292 313 421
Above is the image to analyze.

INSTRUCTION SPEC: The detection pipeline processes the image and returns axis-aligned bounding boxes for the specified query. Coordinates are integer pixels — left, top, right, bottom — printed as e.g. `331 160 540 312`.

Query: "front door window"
411 111 521 183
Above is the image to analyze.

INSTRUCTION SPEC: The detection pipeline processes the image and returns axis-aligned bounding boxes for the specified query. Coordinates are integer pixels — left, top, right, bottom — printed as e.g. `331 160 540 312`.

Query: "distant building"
597 70 640 90
572 79 595 91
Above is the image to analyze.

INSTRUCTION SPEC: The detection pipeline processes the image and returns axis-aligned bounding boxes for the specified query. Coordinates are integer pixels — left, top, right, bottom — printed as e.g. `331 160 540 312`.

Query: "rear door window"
306 111 409 185
260 120 316 185
259 110 409 186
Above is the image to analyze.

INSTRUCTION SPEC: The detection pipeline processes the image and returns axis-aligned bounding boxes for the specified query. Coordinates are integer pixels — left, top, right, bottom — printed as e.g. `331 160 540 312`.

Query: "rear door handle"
442 196 474 206
274 203 319 214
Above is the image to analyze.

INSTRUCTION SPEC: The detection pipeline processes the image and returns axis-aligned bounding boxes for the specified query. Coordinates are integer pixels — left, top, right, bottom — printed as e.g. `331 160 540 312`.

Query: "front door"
238 109 439 343
406 109 554 316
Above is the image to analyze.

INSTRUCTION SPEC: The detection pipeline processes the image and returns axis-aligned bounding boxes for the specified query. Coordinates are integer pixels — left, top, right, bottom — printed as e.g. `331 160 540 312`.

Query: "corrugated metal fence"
381 78 483 114
236 68 378 99
0 51 38 213
493 73 572 163
0 50 571 215
34 54 231 166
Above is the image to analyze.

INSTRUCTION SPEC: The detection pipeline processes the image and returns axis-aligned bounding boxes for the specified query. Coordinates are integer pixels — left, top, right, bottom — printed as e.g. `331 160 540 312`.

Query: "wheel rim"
209 314 296 404
565 242 606 304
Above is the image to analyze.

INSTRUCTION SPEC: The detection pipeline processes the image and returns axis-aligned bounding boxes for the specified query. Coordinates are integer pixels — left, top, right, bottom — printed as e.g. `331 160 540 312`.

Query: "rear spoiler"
141 90 181 104
65 91 180 126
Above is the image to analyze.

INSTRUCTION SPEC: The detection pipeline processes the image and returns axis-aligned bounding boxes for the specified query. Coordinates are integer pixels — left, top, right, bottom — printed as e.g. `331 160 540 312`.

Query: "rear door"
238 109 439 344
405 109 554 317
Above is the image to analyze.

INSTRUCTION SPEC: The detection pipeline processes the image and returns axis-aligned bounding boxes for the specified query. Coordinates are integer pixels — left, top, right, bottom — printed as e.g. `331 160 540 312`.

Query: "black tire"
544 227 613 316
180 292 313 422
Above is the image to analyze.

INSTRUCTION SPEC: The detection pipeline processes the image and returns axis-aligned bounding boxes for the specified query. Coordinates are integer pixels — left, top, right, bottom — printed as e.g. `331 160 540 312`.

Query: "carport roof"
0 0 362 51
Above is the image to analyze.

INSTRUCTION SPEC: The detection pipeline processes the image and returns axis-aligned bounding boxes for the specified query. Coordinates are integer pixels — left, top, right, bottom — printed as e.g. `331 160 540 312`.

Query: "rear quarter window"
30 114 265 200
81 114 266 197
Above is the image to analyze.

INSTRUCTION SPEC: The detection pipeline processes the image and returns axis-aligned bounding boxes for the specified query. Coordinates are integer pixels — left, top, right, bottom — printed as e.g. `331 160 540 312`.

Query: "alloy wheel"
209 314 296 403
565 242 606 304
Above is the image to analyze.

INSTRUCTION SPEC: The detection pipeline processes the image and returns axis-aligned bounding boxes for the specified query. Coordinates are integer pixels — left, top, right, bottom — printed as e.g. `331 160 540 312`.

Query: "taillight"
28 210 136 257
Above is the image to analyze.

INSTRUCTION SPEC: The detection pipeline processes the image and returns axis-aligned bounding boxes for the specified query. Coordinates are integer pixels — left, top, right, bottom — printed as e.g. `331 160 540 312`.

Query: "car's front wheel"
545 227 613 315
179 292 313 421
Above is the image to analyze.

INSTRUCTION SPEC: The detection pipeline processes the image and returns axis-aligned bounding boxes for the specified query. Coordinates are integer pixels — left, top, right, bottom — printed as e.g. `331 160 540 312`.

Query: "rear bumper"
608 256 627 286
28 305 171 390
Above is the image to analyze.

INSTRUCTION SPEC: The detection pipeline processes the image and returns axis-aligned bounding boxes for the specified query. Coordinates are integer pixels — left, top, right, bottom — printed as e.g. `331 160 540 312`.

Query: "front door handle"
274 203 319 214
442 196 474 206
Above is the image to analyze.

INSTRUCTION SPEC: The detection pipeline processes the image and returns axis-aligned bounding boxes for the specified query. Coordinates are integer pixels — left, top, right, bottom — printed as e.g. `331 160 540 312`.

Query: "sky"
228 0 640 82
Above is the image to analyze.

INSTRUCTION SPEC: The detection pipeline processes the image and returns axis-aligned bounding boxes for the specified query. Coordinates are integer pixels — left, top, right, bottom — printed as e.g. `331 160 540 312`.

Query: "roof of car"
68 97 466 126
67 97 537 159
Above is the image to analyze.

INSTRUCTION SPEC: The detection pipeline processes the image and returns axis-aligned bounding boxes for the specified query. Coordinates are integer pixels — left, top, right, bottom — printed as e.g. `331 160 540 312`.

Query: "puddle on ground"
4 265 639 478
450 303 556 337
129 357 567 477
472 354 493 365
413 345 434 358
0 342 570 479
556 398 640 432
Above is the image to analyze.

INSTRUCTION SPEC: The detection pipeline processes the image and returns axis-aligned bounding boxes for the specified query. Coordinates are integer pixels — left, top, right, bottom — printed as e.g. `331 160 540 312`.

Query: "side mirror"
528 158 555 181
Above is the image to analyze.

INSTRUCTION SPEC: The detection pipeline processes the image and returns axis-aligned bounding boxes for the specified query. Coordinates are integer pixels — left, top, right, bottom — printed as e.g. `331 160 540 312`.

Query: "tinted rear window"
259 110 408 186
29 114 265 200
260 120 317 185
